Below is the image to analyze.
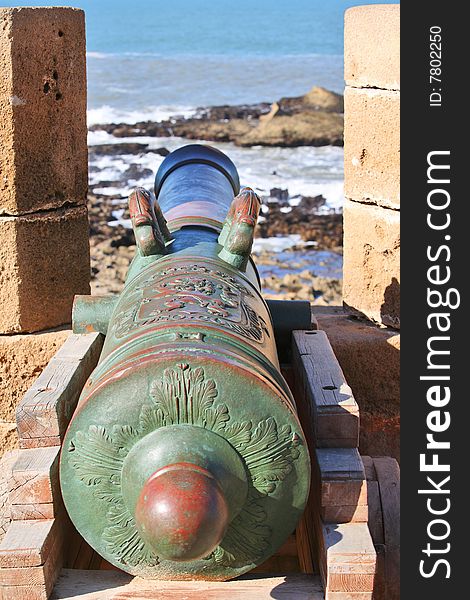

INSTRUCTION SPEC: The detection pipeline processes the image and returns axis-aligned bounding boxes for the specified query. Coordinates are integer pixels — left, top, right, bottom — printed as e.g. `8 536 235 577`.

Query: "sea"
7 0 395 266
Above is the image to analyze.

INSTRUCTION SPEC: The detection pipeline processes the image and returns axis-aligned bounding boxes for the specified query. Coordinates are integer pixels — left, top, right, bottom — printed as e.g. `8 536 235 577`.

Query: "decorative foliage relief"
68 364 301 569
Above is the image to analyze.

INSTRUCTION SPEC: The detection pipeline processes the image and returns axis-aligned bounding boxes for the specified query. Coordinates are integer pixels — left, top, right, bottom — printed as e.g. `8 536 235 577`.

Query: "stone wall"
343 4 400 328
0 8 89 455
318 5 400 460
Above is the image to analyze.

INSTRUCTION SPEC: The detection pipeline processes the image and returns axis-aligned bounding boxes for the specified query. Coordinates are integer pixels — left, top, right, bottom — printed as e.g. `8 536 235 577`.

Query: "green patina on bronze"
60 144 311 580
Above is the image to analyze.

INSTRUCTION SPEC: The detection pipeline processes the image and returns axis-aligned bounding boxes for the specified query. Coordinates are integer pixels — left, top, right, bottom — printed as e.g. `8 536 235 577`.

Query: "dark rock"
269 188 289 202
89 143 150 156
88 86 344 148
122 164 153 182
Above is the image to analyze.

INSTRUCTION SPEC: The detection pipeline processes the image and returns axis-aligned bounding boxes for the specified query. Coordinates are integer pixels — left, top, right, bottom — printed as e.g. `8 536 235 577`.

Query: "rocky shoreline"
88 183 343 303
89 86 344 148
87 86 344 304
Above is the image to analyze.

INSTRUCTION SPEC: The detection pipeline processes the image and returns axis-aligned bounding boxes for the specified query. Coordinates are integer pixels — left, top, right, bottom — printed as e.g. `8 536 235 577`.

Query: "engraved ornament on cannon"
60 145 311 580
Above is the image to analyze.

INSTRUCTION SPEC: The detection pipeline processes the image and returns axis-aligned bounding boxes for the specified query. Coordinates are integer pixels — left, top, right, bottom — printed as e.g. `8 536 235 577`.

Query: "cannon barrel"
61 144 311 581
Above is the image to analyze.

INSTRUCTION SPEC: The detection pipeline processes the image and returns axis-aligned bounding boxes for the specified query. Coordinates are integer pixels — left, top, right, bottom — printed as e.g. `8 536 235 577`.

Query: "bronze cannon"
60 144 311 580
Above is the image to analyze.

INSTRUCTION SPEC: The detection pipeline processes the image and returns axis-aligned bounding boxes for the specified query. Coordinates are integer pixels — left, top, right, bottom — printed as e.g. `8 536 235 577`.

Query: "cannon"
60 144 311 581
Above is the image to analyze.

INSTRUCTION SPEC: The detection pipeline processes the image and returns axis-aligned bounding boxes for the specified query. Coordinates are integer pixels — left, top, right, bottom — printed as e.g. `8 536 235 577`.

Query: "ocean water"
7 0 396 120
5 0 396 263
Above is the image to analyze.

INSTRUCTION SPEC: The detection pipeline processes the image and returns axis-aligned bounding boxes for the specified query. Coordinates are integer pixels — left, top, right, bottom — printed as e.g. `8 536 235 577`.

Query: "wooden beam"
16 333 104 448
10 447 60 509
316 448 367 523
0 516 69 599
362 457 400 600
321 522 376 598
0 519 58 568
51 570 325 599
292 331 359 448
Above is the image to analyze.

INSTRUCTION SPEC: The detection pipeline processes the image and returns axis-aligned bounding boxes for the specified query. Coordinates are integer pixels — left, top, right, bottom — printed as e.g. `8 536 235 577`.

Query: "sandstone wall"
343 4 400 329
321 5 400 460
0 8 89 455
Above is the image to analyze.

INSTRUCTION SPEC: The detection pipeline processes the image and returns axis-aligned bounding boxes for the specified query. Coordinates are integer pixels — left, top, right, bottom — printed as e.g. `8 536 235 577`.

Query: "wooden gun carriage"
0 146 399 599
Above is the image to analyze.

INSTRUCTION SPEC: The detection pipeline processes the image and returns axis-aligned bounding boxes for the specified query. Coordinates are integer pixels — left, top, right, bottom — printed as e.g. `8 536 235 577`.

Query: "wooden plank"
251 534 301 574
71 538 95 570
360 456 384 545
10 447 60 507
16 333 104 448
18 436 62 449
360 457 375 482
364 480 383 546
292 331 359 448
51 570 325 600
316 449 367 524
0 519 57 568
326 593 372 599
62 526 84 570
321 522 376 595
296 506 316 574
0 583 51 600
10 504 55 521
0 528 62 586
372 544 386 600
373 458 399 551
373 458 399 600
317 449 364 481
321 505 368 525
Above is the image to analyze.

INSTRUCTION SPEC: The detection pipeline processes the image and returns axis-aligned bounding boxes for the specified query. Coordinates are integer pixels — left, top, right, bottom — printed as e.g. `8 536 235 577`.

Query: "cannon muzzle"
61 144 311 581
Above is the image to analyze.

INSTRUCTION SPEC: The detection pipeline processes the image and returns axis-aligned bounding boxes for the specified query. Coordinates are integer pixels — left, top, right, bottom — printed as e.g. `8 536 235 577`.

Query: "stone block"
0 206 90 333
0 7 87 216
314 306 400 461
344 87 400 209
343 199 400 328
344 4 400 90
0 328 70 424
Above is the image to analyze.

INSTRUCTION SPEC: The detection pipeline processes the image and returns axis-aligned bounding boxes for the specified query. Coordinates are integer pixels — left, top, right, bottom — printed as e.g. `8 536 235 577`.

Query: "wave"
87 105 197 126
86 52 109 59
87 51 342 60
87 132 344 212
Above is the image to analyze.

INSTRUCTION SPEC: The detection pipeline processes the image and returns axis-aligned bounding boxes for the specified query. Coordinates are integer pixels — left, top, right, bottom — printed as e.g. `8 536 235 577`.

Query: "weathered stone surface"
0 7 87 216
0 424 18 460
344 87 400 209
260 87 344 121
0 206 90 333
315 306 400 461
0 328 70 424
344 4 400 90
343 199 400 329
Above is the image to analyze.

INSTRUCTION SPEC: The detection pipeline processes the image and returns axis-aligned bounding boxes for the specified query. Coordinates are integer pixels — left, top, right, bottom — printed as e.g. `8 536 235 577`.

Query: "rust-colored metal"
135 462 230 562
61 144 311 581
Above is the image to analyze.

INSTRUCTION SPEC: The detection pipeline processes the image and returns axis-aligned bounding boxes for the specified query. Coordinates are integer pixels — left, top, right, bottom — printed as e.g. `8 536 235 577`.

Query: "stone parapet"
0 207 90 333
343 4 400 329
344 4 400 91
342 199 400 329
344 87 400 209
0 7 87 216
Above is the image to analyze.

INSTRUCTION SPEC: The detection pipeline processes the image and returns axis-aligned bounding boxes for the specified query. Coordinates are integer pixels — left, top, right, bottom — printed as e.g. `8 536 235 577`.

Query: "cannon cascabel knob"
135 463 229 562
